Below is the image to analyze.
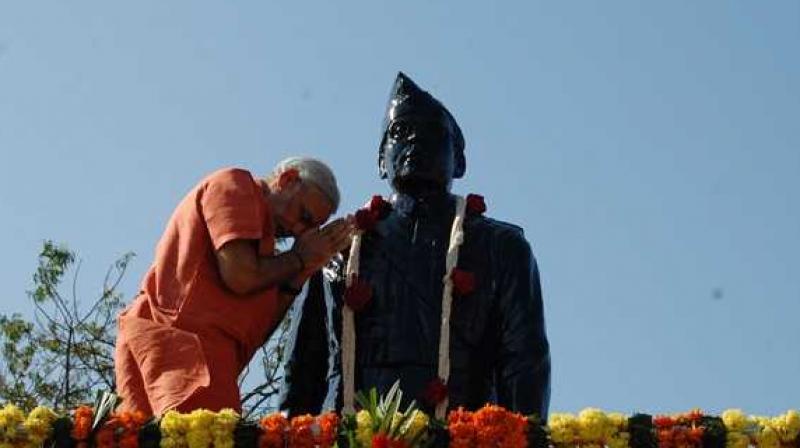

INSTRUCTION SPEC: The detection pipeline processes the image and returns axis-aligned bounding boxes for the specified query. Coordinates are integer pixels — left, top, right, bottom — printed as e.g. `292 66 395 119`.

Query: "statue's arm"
493 231 551 418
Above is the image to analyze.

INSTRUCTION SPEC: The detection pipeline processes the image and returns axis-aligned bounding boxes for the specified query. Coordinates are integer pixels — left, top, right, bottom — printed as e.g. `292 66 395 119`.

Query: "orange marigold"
448 408 476 448
259 414 288 448
71 406 94 445
473 405 528 448
654 416 675 429
288 414 315 448
117 411 148 448
688 427 704 444
95 426 116 448
317 413 339 448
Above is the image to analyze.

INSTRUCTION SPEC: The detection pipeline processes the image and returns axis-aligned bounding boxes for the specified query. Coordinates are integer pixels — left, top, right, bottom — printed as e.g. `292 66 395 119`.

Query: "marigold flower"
317 412 339 448
355 410 374 448
448 408 476 448
288 415 315 448
71 406 94 442
259 414 288 448
95 426 116 448
654 415 675 429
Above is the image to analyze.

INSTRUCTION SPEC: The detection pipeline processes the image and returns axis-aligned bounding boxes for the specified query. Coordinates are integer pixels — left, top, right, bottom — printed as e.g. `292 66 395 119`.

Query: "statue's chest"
355 216 492 353
360 220 450 312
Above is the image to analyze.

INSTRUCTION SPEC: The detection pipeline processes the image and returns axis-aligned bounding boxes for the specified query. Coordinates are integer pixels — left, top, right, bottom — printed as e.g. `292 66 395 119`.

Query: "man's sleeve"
493 230 551 418
199 168 263 250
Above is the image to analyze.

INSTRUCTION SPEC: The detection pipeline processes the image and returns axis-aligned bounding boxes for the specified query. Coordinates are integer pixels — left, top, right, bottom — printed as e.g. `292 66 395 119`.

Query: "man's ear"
453 149 466 179
277 168 301 189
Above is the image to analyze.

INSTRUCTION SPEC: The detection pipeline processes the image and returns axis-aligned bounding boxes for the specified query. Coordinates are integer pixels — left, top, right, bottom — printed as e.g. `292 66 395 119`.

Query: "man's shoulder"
202 167 255 184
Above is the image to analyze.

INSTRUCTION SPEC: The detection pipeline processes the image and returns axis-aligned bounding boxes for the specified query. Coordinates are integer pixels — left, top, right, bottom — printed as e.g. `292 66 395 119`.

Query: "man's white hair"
270 156 341 213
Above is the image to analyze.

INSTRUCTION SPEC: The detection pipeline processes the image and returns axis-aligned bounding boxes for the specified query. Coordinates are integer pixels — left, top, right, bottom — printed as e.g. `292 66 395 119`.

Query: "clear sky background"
1 1 798 415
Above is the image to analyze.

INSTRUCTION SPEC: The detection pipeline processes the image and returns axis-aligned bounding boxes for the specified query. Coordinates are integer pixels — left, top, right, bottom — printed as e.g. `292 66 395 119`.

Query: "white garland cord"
341 195 467 419
342 232 362 413
435 195 466 419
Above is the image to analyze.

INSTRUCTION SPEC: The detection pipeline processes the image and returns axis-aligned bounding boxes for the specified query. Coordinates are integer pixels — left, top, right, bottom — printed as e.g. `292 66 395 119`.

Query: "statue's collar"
391 192 455 219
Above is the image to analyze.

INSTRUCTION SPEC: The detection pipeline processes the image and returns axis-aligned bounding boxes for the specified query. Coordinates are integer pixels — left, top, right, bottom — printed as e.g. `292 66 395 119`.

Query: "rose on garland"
422 378 448 407
466 194 486 216
355 195 393 232
344 275 373 312
451 269 476 297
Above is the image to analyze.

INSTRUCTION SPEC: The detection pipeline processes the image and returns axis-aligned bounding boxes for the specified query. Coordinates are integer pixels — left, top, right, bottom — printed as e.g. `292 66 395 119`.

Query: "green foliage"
0 240 134 412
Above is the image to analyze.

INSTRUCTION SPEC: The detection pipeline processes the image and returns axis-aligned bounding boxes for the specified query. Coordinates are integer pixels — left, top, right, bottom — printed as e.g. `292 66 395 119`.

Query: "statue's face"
380 111 462 195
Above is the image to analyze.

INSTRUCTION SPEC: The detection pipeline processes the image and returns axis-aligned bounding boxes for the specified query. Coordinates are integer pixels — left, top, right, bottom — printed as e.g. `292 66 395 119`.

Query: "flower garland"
343 194 485 418
0 404 799 448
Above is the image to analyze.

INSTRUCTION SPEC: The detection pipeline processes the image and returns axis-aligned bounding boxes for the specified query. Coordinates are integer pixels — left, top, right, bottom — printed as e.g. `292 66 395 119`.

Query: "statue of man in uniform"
284 72 550 418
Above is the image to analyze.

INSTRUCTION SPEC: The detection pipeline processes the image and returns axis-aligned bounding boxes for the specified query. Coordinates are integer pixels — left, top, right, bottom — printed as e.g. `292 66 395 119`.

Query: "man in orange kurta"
115 159 353 415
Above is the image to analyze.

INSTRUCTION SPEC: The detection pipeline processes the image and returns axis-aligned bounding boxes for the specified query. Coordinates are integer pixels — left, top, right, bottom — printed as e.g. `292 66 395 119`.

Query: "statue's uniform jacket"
352 193 551 417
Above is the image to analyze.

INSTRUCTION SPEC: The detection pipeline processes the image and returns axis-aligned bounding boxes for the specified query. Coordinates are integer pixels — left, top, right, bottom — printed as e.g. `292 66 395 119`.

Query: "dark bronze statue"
284 72 550 418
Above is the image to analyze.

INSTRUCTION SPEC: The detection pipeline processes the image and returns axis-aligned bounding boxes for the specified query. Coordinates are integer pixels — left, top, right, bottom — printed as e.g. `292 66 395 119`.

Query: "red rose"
355 196 392 231
355 208 378 231
368 195 393 220
344 276 373 312
372 434 390 448
466 194 486 215
451 269 476 297
422 377 448 406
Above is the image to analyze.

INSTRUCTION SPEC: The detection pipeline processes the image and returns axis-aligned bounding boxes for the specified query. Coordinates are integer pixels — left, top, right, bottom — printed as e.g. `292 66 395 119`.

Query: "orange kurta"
115 168 279 415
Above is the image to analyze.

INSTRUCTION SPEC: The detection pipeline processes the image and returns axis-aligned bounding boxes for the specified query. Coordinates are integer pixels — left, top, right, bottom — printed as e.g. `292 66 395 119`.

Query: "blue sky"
1 1 798 415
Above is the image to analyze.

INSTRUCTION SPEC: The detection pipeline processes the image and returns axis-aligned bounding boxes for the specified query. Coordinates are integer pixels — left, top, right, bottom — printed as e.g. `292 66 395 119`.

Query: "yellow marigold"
355 410 373 448
722 410 748 432
211 409 238 448
726 432 749 448
403 410 429 441
0 404 25 441
754 423 779 448
22 406 57 448
770 410 800 441
577 408 612 441
161 411 189 448
608 413 628 428
186 409 215 448
548 413 579 445
784 410 800 437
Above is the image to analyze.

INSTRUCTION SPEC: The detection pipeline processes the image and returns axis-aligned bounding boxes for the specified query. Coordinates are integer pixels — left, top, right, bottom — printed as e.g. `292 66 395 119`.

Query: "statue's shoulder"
467 215 528 245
